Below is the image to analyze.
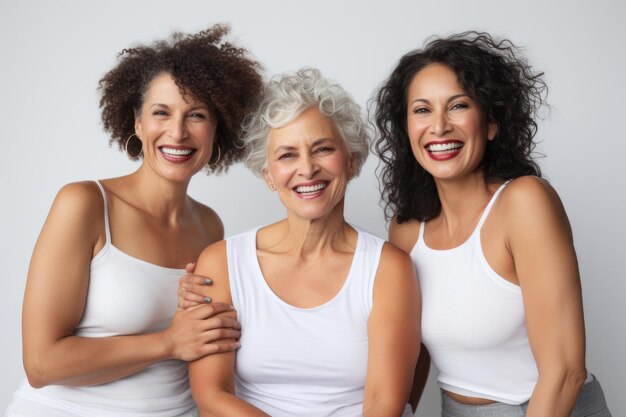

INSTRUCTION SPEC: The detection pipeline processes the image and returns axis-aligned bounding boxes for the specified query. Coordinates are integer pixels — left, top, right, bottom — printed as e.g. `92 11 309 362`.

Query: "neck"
125 164 192 224
274 200 353 259
434 171 495 230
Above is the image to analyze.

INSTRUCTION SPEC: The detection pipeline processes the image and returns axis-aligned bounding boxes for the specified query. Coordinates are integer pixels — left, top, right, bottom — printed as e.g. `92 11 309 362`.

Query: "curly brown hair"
374 32 546 222
98 24 263 173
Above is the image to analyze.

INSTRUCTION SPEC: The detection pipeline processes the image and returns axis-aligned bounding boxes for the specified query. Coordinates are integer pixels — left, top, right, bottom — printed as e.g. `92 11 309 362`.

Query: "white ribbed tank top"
7 181 197 417
411 182 538 404
228 227 413 417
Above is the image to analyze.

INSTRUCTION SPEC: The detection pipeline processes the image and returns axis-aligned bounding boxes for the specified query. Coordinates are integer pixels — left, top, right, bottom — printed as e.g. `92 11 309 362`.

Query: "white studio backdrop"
1 1 624 415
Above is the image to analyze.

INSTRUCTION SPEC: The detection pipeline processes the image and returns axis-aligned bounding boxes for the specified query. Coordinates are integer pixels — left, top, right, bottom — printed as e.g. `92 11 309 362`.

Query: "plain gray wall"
1 1 624 415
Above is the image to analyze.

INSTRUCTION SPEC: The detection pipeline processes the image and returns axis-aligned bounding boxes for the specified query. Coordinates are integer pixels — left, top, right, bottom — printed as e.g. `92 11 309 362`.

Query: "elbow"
23 352 54 388
363 394 407 417
538 364 588 393
564 367 588 391
24 359 47 389
192 389 229 417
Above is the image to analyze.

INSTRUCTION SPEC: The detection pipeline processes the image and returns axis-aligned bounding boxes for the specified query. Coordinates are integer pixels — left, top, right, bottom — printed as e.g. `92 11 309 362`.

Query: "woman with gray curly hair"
179 68 420 416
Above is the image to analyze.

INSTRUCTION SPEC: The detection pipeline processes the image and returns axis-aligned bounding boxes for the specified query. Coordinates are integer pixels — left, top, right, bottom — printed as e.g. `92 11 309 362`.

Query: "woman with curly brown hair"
374 32 611 416
5 24 262 417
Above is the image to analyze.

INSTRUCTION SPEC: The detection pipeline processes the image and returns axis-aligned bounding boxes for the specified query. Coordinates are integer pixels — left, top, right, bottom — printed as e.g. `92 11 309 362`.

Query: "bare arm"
408 346 430 412
188 241 269 417
22 183 238 388
504 177 586 416
388 219 428 412
362 243 421 417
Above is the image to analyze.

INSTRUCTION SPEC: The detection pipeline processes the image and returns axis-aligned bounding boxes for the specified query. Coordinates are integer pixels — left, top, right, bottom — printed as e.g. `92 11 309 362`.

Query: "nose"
431 109 452 136
168 114 188 141
298 153 320 179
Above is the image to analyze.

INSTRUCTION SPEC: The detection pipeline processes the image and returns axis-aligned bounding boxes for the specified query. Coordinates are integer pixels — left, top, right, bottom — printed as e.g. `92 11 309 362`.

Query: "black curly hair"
374 31 546 222
98 24 263 173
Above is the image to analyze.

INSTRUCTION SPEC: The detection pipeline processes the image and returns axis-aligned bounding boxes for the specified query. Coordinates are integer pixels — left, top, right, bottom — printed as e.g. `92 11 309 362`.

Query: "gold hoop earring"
125 134 143 159
212 143 221 165
269 183 276 191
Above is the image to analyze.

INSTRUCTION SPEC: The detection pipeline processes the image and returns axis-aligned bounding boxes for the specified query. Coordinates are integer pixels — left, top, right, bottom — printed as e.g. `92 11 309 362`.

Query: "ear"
134 115 143 139
347 153 357 180
487 121 498 141
263 169 276 191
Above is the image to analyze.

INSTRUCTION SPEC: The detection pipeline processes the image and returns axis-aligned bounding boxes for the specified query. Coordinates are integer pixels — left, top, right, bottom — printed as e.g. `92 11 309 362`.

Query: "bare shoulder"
498 176 572 240
54 181 103 212
195 240 232 303
388 217 421 254
190 198 224 241
499 176 563 213
376 241 417 287
47 181 105 234
197 240 228 271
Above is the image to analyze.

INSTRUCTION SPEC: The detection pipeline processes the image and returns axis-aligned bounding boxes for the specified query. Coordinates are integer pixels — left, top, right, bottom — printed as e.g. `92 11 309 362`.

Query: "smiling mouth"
160 146 195 157
294 182 328 195
426 141 464 154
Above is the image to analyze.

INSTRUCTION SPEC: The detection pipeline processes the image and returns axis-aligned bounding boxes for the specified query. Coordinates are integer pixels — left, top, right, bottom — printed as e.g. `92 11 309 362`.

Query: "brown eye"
278 153 296 160
315 146 334 154
450 102 469 110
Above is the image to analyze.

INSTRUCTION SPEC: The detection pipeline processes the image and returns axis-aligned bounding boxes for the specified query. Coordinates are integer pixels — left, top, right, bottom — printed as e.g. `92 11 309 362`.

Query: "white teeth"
295 183 327 193
426 142 463 152
161 147 193 156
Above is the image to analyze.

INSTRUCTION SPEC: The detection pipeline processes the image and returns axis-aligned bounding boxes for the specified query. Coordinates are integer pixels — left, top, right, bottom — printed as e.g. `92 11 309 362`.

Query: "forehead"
143 72 202 106
407 63 465 97
267 107 342 148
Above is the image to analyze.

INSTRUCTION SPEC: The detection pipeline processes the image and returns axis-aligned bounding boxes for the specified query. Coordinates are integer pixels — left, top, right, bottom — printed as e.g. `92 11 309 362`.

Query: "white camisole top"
410 182 538 404
228 227 413 417
6 181 197 417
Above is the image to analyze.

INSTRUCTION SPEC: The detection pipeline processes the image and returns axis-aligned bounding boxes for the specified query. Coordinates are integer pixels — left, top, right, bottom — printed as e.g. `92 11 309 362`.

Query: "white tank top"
410 182 538 404
228 227 413 417
7 181 197 417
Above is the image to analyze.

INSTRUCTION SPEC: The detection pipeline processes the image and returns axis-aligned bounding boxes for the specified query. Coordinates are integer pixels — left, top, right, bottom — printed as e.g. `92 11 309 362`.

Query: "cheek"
267 163 293 186
194 124 216 144
329 154 351 177
406 118 427 145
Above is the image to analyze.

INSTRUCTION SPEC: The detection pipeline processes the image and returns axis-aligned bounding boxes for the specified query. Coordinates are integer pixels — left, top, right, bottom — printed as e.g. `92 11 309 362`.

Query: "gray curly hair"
241 68 370 177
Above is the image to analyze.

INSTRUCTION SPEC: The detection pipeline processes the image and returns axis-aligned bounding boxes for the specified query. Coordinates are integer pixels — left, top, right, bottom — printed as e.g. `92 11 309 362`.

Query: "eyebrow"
272 137 335 154
148 103 209 111
409 93 470 106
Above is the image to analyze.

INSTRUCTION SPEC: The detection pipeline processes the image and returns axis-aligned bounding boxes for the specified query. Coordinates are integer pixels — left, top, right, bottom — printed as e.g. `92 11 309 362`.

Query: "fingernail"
203 296 212 304
203 278 212 286
234 342 241 348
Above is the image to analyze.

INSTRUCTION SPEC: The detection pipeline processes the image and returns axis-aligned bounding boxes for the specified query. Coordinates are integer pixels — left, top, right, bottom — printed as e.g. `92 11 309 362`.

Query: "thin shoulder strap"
417 221 426 243
476 181 511 230
93 181 112 245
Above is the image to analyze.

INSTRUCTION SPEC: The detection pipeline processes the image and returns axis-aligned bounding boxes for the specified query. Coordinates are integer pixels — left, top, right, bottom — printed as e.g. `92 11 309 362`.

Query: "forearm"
525 369 587 417
409 345 430 411
24 331 171 388
196 391 270 417
363 398 408 417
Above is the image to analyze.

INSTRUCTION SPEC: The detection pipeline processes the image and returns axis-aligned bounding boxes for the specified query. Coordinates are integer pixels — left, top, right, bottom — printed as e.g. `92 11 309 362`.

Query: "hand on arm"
187 242 269 417
505 177 586 416
362 243 421 417
22 183 169 387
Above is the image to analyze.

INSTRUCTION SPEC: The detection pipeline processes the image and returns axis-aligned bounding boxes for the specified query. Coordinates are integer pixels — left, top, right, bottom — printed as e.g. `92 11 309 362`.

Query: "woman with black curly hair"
374 32 611 416
6 24 262 417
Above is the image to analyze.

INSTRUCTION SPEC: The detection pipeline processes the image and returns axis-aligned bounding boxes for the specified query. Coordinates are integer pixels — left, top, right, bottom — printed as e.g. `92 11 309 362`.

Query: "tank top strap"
417 221 426 244
475 181 511 231
93 181 112 245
